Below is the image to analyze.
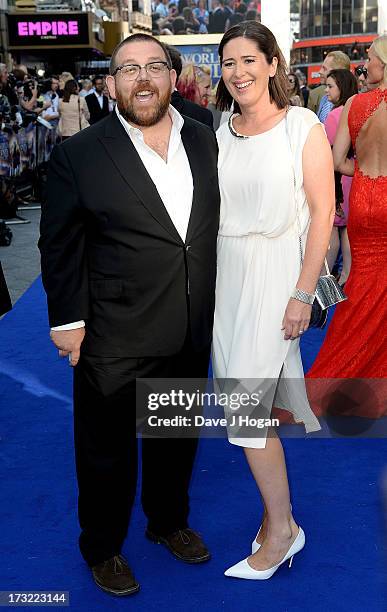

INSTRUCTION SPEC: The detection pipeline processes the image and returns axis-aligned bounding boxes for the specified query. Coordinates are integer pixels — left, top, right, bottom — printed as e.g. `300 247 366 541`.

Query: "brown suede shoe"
91 555 140 596
146 528 211 563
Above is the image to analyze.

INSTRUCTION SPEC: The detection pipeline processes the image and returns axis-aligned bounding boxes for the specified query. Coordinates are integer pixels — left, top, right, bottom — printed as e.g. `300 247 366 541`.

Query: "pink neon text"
17 21 79 37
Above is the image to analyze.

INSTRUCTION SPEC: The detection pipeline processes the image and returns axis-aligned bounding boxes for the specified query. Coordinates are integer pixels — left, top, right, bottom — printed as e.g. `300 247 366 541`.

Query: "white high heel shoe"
252 505 292 554
251 525 262 553
226 527 305 580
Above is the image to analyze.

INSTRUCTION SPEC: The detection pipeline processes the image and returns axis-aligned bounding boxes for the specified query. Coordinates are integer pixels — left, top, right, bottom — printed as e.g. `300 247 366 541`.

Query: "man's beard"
116 81 172 127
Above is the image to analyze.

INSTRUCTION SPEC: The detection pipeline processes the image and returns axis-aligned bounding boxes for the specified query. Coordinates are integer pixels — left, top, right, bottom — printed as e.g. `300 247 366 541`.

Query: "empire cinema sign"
17 20 80 37
7 13 92 48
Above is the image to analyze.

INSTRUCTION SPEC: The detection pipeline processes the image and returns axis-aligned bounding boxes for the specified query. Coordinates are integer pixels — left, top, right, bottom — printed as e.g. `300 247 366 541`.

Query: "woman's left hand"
281 298 312 340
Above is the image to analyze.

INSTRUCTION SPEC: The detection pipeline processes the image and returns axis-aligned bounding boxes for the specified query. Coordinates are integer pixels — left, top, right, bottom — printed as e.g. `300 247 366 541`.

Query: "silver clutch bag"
315 272 347 310
300 242 348 328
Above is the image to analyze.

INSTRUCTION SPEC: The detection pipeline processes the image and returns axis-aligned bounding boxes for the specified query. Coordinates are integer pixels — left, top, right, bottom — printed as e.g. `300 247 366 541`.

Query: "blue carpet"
0 278 386 611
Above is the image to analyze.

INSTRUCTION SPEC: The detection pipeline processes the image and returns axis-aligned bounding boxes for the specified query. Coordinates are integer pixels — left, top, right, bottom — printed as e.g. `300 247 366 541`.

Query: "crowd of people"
0 39 375 152
152 0 261 35
0 66 116 222
0 66 115 137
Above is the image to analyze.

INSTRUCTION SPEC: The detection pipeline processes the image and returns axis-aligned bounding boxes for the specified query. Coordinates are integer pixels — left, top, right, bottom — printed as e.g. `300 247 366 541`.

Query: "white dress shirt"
94 92 105 110
51 104 193 332
43 91 59 114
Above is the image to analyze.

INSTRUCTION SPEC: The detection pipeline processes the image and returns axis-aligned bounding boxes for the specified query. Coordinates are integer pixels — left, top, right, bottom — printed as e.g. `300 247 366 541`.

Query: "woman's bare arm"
298 123 335 292
333 96 355 176
282 123 335 339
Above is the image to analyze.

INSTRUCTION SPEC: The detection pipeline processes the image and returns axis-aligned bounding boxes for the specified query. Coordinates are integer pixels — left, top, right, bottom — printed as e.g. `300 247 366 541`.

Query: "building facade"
292 0 386 84
300 0 378 38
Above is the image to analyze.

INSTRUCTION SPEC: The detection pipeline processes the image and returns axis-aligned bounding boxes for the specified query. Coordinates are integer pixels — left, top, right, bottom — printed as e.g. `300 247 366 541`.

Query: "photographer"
0 89 10 118
0 67 22 133
17 78 51 115
42 76 60 123
0 64 18 107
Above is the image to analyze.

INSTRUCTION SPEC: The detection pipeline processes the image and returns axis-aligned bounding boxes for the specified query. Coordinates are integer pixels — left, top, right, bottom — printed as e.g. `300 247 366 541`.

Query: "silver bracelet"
291 288 315 305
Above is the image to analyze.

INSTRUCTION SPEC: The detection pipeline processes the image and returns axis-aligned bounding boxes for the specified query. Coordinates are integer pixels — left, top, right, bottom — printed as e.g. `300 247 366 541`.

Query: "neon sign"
17 21 80 37
7 13 91 48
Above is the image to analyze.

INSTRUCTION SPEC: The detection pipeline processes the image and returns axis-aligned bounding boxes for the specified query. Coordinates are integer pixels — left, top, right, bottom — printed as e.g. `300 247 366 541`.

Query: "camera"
23 80 35 100
40 78 54 95
7 73 18 89
22 112 38 127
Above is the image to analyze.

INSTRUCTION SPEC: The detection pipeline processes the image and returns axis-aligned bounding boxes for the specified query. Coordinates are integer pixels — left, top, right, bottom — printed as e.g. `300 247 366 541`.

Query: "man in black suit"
166 45 214 129
85 76 110 125
39 34 219 597
208 0 227 33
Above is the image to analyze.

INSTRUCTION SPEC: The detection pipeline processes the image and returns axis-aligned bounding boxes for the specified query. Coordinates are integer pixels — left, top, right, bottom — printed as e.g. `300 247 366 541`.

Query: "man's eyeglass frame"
111 61 171 79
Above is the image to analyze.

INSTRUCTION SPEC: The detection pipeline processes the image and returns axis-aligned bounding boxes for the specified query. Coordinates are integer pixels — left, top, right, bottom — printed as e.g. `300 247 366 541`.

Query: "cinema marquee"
7 12 101 50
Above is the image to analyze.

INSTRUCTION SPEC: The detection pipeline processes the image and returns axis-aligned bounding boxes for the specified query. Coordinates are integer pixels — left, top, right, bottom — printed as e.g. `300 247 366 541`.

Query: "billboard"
175 44 221 83
159 34 223 84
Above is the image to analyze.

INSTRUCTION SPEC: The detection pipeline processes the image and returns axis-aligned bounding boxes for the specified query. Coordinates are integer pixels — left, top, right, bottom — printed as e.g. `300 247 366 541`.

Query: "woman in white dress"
212 22 335 579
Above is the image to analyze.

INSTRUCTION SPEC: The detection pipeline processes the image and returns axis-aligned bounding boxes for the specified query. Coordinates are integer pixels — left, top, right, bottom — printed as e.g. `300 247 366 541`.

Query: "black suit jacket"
39 111 220 357
208 8 228 33
85 92 110 125
171 91 214 129
0 262 11 316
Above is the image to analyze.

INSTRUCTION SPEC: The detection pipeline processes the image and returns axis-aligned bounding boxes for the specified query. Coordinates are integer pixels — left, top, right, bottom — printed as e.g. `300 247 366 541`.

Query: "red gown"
306 88 387 418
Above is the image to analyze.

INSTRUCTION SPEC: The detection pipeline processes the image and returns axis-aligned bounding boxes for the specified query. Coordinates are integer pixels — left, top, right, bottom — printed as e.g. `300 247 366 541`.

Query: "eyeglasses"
112 61 170 80
355 65 367 77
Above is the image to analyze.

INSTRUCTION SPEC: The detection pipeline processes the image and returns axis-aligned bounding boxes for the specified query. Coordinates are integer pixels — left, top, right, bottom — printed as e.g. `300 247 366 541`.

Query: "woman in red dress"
307 35 387 418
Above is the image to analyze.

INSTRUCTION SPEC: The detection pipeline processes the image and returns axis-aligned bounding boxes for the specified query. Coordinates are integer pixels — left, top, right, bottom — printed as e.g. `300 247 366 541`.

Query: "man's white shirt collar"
115 103 184 141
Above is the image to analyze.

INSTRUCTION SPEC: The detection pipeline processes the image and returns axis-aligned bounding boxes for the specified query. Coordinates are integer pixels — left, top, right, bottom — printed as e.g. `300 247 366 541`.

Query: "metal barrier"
0 123 59 178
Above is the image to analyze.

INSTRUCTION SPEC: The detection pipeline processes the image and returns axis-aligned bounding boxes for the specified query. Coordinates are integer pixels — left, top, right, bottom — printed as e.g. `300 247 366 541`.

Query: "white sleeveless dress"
212 106 322 448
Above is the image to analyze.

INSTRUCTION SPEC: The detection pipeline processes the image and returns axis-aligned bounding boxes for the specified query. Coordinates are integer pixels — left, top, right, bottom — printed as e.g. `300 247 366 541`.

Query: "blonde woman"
58 71 74 95
176 64 211 107
58 79 89 140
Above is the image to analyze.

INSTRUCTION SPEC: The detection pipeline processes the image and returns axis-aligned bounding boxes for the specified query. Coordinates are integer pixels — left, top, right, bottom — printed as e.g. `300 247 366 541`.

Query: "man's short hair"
92 75 104 86
172 17 186 34
165 44 182 81
109 33 172 76
326 51 351 70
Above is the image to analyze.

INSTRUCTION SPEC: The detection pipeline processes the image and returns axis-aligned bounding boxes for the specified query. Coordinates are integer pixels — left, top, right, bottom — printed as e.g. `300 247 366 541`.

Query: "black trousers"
73 334 210 567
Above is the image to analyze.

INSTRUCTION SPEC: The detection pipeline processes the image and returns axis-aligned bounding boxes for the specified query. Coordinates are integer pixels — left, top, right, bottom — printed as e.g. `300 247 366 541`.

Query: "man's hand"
50 328 85 367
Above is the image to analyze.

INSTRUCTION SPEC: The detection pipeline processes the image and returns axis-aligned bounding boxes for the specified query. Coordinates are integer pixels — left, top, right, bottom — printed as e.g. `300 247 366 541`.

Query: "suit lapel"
181 121 206 244
171 91 184 114
99 113 183 244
